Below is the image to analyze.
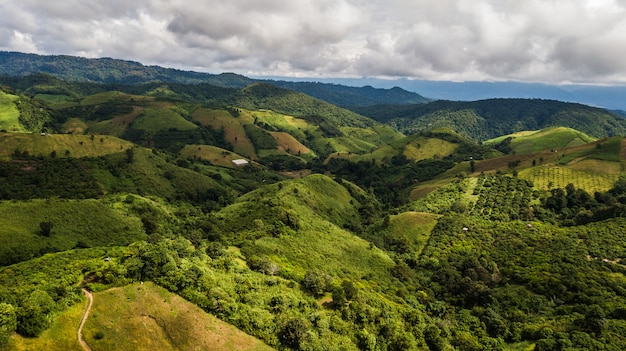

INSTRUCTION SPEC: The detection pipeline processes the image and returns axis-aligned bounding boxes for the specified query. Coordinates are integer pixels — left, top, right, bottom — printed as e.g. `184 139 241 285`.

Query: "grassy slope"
217 174 395 281
5 302 84 351
84 282 274 351
327 133 459 165
486 127 597 154
0 90 22 132
179 144 249 168
0 133 134 160
0 197 145 265
192 107 258 159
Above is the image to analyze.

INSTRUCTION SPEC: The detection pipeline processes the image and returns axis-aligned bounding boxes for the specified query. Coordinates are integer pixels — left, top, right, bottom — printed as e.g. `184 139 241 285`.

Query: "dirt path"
78 289 94 351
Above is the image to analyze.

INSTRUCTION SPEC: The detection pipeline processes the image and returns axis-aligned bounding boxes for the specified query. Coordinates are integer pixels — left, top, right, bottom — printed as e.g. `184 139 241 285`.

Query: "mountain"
355 98 626 141
292 76 626 110
269 80 429 107
0 51 426 107
0 51 254 87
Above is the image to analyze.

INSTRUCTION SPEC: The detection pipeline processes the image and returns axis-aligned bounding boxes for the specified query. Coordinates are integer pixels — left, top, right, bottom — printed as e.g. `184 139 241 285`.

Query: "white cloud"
1 0 626 84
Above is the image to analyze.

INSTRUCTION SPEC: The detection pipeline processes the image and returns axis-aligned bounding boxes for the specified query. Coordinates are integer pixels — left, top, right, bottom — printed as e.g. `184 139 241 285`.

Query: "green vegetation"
358 98 626 141
0 90 21 132
486 127 596 155
85 282 275 351
4 59 626 350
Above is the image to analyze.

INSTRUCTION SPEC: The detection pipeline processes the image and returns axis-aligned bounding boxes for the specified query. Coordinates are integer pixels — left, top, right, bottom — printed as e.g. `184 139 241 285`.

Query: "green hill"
485 126 597 155
356 98 626 141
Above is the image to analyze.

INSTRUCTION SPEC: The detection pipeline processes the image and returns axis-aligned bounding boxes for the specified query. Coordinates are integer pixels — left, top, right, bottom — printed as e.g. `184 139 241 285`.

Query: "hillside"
355 98 626 141
0 51 426 107
269 81 429 107
485 127 597 155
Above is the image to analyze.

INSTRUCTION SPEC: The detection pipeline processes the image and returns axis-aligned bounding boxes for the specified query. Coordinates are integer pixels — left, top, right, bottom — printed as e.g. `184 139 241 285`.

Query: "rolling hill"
4 52 626 351
355 98 626 141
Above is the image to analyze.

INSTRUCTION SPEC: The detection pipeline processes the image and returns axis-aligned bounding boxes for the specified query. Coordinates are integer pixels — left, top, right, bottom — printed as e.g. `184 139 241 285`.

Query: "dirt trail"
78 289 93 351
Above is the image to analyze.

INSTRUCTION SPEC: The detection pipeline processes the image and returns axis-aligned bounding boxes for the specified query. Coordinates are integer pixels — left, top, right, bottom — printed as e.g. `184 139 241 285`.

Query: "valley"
2 53 626 350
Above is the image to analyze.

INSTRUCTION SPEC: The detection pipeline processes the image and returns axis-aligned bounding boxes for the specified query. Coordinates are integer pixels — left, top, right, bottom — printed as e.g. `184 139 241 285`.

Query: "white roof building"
232 159 249 167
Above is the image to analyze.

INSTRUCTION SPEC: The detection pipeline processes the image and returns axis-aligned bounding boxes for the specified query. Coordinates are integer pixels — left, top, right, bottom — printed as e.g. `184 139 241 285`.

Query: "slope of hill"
0 51 254 87
270 81 429 107
83 282 274 351
0 52 427 108
356 98 626 141
485 126 597 155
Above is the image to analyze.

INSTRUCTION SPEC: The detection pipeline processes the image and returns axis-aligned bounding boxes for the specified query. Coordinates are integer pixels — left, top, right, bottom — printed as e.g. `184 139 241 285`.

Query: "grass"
0 132 134 160
179 144 248 168
219 174 396 283
402 136 458 161
84 282 275 351
0 91 23 132
192 108 257 159
269 131 311 156
86 106 144 136
486 127 596 155
0 198 145 265
388 212 440 256
132 108 198 132
3 300 84 351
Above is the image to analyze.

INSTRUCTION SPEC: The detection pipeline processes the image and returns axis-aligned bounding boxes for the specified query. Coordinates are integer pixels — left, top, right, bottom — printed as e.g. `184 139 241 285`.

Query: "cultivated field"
519 165 620 193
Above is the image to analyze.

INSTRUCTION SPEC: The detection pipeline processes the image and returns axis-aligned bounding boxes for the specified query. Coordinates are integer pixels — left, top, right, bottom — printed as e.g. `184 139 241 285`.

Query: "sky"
1 0 626 85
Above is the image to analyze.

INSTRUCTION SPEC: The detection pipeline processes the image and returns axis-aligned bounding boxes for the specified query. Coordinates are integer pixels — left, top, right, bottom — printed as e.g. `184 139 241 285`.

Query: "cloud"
1 0 626 84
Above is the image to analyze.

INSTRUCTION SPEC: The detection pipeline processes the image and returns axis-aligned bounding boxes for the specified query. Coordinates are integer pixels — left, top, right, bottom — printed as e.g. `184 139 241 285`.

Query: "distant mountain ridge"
0 51 427 106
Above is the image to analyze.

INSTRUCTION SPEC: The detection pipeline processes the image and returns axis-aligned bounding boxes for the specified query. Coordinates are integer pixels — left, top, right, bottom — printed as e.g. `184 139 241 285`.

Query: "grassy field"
179 144 249 168
218 175 395 283
387 212 440 256
131 107 198 132
269 131 311 156
0 198 145 265
192 108 257 159
3 301 85 351
84 282 275 351
486 127 596 155
401 136 458 161
0 133 134 160
0 91 23 132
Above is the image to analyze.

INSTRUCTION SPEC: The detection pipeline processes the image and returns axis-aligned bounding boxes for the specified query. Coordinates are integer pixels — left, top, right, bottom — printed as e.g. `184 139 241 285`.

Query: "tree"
302 270 333 297
0 303 17 347
39 221 53 237
279 318 309 349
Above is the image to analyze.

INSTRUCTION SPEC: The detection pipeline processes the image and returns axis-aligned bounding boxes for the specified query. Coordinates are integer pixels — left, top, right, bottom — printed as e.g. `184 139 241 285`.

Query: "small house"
232 159 249 167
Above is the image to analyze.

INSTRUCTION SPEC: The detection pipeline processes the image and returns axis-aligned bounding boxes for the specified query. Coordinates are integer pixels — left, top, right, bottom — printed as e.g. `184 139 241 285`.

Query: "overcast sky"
1 0 626 85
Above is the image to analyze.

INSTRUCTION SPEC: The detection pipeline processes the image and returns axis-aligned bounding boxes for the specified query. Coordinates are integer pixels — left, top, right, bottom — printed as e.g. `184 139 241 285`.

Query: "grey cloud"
2 0 626 83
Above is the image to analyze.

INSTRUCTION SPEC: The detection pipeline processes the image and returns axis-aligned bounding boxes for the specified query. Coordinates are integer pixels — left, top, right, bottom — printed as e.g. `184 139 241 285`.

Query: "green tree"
302 270 333 297
0 303 17 347
279 318 309 350
39 221 53 237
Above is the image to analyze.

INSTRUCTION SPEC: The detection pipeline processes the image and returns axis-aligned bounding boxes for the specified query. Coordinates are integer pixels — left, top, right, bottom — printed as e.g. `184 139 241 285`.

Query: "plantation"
519 165 619 193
